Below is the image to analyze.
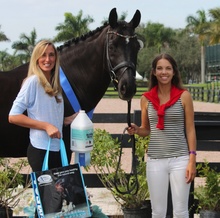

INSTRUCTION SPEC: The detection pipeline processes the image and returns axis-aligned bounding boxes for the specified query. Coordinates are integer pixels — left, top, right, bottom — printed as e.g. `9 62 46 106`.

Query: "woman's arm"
8 114 61 138
181 91 197 183
127 96 150 137
63 113 78 126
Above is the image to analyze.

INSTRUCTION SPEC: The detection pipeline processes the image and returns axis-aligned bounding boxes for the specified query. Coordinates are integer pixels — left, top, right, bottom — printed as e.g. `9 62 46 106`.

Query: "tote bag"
30 138 91 218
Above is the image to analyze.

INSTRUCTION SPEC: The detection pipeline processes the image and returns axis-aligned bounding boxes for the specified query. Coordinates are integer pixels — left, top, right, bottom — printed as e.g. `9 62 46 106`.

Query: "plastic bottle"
70 110 93 166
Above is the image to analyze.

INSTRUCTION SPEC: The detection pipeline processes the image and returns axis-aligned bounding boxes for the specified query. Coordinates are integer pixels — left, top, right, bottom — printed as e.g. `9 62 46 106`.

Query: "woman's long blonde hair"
27 40 62 102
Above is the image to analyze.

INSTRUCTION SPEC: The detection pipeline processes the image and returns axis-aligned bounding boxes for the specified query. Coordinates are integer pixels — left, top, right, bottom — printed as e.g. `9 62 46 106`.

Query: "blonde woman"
9 40 75 172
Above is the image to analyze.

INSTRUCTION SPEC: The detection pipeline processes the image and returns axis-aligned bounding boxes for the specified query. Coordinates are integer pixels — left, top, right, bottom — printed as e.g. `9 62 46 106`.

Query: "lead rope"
113 99 139 195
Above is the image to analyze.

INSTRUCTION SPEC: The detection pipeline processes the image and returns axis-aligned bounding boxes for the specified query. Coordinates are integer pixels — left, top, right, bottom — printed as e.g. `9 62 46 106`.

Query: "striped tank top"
147 99 189 159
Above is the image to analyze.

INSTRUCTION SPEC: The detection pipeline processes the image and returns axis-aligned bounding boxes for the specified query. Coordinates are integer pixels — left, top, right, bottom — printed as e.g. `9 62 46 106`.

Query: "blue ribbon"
59 67 94 119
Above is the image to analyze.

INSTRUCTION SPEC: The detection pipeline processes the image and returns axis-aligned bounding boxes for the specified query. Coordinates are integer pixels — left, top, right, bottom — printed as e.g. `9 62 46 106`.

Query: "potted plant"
87 128 151 218
0 158 31 218
194 160 220 218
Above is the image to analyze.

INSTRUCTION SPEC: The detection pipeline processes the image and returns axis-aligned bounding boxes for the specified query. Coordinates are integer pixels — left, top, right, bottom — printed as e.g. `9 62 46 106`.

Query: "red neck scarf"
143 85 185 130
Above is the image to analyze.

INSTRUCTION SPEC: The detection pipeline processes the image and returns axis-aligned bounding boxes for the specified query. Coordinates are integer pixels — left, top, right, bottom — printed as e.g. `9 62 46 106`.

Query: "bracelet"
189 151 197 155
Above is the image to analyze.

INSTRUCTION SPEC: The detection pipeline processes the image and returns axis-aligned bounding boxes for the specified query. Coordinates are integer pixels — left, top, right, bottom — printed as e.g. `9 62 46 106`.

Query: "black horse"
0 8 141 158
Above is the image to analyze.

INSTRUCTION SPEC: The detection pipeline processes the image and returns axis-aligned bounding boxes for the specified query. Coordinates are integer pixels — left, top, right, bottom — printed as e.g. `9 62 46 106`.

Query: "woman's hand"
127 123 139 135
185 161 196 183
45 124 61 139
64 112 78 126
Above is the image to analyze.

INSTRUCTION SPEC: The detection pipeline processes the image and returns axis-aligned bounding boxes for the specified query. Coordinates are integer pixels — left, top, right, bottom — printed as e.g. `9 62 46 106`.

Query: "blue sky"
0 0 219 53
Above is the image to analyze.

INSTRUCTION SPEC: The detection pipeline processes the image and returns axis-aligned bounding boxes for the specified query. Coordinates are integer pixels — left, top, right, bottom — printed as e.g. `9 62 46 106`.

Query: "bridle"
106 29 139 195
106 30 137 91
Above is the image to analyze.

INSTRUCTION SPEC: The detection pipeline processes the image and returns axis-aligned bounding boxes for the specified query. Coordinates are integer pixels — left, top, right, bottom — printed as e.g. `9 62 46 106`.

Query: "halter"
106 30 137 90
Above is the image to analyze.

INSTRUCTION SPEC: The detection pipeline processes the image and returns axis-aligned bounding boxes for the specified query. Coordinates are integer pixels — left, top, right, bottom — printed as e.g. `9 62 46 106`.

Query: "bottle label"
71 129 93 151
71 129 93 140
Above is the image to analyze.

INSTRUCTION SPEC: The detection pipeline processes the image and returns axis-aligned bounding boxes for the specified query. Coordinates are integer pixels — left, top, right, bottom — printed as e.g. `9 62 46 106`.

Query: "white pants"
147 155 190 218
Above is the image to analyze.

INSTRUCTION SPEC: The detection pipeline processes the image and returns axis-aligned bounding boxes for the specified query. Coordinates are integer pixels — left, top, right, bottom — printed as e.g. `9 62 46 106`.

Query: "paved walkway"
89 99 220 217
92 99 220 165
94 99 220 133
15 99 220 217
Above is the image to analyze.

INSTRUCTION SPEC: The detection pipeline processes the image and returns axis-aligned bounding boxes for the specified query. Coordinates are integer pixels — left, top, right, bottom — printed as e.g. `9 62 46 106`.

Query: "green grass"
105 83 220 102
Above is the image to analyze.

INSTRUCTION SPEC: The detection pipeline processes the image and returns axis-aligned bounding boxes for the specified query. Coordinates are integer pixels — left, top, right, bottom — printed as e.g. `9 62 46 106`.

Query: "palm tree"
0 50 8 70
0 25 10 42
11 28 38 62
53 10 94 43
207 7 220 44
141 22 177 53
135 22 177 78
0 50 25 70
186 10 209 83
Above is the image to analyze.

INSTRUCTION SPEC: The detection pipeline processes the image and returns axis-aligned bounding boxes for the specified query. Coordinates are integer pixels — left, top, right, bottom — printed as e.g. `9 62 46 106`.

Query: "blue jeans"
147 155 190 218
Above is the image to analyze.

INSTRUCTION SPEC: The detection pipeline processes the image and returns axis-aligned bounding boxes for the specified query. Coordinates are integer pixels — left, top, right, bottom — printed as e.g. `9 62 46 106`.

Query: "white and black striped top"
147 99 189 159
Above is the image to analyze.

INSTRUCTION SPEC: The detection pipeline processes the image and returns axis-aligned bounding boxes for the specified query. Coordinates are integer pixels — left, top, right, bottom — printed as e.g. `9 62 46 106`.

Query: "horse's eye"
108 44 114 51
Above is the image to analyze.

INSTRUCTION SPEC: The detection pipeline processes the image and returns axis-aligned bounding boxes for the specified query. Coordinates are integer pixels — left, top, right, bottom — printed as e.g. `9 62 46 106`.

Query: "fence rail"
17 111 220 217
132 110 220 217
88 111 220 217
187 86 220 103
105 85 220 103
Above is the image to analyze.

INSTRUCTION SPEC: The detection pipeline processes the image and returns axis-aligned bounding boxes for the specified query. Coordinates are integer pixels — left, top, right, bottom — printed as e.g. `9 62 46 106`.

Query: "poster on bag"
31 163 91 218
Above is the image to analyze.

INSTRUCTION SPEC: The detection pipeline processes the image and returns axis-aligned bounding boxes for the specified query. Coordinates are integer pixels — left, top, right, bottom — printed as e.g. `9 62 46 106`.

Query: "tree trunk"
201 45 205 83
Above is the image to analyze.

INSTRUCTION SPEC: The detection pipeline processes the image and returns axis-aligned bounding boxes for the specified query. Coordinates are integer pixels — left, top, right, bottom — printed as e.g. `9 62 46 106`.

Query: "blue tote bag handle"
42 138 69 171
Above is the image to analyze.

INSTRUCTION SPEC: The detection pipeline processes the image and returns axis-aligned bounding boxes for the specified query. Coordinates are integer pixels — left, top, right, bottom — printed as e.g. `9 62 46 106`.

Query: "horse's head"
107 8 141 101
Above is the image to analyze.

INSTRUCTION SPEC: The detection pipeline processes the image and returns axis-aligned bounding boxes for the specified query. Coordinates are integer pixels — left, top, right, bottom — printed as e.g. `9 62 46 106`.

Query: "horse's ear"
129 10 141 28
109 8 118 28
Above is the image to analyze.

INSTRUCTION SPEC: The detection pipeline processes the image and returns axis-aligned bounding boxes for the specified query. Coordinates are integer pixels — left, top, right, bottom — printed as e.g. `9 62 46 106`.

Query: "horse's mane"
57 22 109 52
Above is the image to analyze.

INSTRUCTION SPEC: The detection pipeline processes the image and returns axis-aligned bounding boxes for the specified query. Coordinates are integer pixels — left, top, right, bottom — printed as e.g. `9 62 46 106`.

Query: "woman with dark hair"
127 53 196 218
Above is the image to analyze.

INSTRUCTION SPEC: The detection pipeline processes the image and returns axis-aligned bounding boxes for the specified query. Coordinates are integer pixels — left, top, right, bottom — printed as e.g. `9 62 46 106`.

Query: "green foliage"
0 25 10 42
53 10 94 43
194 160 220 212
0 158 31 212
87 129 150 209
12 28 37 60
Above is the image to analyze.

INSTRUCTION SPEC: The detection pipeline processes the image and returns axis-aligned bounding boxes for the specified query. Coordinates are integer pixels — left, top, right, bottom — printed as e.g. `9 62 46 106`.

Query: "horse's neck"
60 26 111 114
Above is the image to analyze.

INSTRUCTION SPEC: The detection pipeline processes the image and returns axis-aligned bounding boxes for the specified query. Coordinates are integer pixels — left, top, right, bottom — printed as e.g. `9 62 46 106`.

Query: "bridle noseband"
106 30 137 90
